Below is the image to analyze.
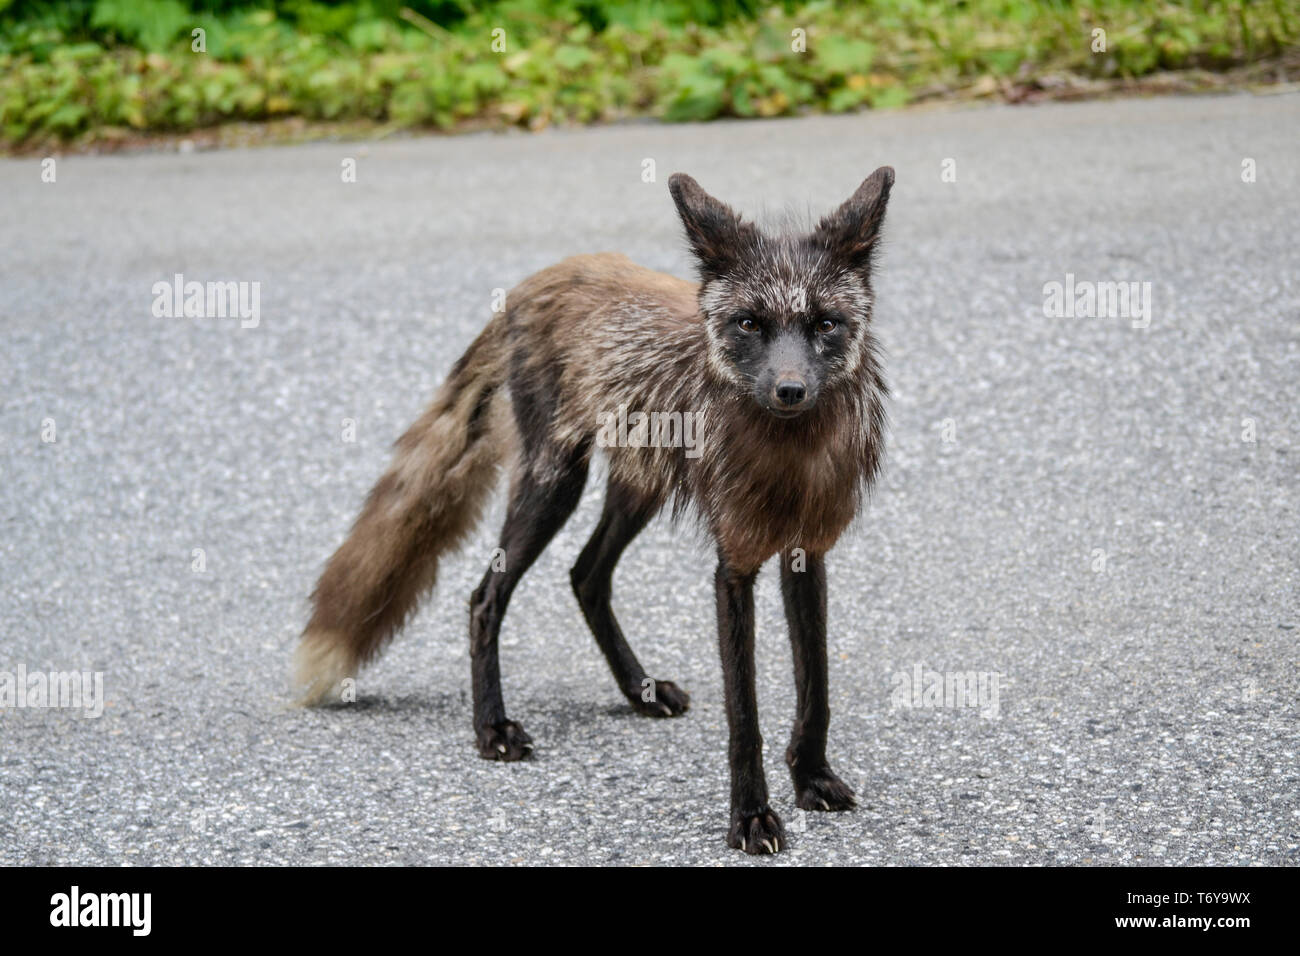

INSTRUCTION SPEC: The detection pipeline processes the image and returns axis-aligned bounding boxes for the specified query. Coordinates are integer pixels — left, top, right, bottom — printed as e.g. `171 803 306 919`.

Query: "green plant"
1 1 1295 148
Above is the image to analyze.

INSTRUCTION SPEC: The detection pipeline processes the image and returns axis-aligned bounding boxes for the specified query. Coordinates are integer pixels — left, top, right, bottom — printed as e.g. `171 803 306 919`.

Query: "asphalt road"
2 92 1297 866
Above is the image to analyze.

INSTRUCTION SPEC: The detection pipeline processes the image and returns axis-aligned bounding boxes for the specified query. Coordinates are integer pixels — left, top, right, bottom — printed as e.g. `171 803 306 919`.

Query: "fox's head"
668 168 893 418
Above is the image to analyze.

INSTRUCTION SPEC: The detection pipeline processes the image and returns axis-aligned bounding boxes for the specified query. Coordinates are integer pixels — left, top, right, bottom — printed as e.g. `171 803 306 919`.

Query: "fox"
294 166 895 854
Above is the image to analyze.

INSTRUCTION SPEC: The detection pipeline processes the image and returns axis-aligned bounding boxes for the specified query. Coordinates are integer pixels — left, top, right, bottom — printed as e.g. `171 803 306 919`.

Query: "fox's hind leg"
469 450 588 760
570 480 689 717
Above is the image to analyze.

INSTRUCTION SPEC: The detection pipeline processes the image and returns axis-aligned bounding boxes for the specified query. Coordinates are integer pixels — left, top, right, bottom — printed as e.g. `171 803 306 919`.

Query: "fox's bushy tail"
294 318 511 704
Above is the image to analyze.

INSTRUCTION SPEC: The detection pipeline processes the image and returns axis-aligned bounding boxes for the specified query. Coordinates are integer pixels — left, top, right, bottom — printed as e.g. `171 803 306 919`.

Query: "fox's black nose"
773 378 807 408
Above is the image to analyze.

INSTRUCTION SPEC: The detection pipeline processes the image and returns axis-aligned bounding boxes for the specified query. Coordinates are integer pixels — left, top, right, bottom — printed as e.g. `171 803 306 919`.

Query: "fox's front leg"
715 557 785 854
780 551 856 811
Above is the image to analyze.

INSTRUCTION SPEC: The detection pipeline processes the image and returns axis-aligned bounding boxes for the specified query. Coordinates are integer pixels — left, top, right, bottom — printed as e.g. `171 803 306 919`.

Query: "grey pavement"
1 92 1297 865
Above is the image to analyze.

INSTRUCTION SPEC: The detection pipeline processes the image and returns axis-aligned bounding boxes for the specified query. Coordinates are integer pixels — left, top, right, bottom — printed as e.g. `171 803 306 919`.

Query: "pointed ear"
813 166 894 272
668 173 759 279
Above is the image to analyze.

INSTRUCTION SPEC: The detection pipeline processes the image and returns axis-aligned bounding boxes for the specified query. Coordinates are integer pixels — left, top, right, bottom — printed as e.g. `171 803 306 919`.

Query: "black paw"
475 720 534 761
629 679 690 718
727 806 786 855
793 768 857 811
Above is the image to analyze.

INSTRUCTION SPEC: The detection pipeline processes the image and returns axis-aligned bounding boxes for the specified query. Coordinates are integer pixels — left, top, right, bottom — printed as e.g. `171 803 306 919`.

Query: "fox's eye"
736 316 759 333
816 317 838 334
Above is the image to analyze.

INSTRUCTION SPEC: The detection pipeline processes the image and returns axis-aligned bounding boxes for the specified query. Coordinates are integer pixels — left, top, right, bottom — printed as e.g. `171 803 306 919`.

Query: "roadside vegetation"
2 1 1295 150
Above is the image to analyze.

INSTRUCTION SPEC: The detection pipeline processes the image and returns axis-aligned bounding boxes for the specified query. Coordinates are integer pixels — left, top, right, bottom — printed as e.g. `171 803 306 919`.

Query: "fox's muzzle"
758 332 818 417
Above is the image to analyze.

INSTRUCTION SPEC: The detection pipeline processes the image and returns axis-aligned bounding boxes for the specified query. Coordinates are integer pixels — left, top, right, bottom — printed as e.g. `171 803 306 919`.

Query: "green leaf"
816 37 875 75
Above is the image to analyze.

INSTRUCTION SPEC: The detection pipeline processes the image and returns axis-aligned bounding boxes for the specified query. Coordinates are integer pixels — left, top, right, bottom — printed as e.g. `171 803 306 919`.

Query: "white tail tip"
292 629 358 706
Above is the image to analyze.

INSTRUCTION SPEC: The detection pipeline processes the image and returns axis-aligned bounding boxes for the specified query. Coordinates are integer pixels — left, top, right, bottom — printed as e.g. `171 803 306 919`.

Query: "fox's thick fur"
296 168 895 854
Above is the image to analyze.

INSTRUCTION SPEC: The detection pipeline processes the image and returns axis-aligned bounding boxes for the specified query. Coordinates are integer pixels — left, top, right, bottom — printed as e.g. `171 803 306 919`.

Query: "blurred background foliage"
1 0 1295 147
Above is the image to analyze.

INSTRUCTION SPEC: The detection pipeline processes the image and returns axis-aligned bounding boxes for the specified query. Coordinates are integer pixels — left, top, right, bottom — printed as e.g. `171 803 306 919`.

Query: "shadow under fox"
296 167 894 854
